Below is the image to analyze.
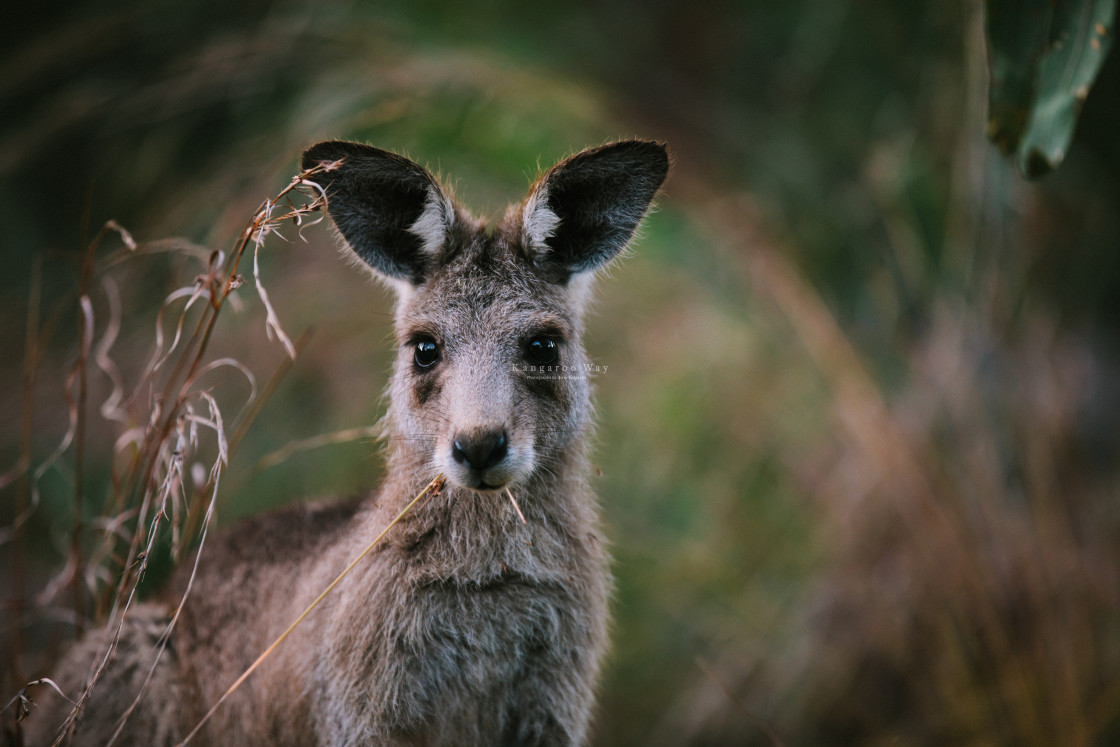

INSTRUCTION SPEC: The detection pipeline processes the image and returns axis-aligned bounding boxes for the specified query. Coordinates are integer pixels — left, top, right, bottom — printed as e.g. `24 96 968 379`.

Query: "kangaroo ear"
301 141 455 286
521 140 669 282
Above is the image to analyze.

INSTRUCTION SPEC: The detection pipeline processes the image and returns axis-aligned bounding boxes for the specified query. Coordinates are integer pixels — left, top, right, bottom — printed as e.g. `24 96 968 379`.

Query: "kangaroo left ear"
301 140 455 287
520 140 670 283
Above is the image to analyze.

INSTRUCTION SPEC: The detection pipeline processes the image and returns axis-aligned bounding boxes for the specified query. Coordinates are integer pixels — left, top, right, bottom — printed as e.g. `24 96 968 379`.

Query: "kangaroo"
26 139 669 746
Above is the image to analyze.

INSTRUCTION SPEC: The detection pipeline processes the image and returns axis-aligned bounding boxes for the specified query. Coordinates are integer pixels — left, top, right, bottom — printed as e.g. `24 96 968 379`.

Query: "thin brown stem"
695 658 786 747
176 475 446 747
7 258 43 694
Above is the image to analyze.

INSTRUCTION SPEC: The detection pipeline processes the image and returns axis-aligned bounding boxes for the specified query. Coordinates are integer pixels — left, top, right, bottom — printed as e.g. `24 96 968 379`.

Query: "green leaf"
985 0 1055 156
984 0 1116 178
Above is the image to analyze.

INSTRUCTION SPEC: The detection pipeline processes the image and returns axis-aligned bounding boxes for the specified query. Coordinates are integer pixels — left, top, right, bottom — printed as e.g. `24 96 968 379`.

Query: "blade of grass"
176 474 446 747
695 658 786 747
505 488 526 524
247 425 383 475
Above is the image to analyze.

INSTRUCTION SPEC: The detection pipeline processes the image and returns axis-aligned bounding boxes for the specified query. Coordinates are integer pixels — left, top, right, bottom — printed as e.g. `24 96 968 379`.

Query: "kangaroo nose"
451 429 508 471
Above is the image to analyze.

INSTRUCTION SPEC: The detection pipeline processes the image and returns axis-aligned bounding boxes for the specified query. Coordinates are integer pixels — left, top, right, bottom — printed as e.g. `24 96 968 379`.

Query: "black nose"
451 429 508 471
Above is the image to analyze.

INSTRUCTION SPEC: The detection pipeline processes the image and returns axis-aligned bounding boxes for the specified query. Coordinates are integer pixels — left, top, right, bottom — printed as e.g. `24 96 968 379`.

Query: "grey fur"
26 140 669 746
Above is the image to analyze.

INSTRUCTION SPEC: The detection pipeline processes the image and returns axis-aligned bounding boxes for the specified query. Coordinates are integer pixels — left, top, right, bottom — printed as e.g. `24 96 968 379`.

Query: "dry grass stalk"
4 679 74 724
175 474 447 747
247 424 383 475
3 162 341 744
505 487 527 524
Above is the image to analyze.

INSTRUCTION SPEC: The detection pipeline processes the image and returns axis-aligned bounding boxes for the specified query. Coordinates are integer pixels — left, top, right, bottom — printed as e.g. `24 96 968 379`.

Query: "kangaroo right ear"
521 140 670 283
301 141 455 286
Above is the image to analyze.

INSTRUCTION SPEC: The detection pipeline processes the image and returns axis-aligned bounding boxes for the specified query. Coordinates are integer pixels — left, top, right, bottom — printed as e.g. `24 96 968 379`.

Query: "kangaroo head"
302 140 669 494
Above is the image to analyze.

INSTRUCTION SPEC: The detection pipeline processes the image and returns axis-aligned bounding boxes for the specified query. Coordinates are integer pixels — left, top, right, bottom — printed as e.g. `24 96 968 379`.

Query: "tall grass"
1 165 331 743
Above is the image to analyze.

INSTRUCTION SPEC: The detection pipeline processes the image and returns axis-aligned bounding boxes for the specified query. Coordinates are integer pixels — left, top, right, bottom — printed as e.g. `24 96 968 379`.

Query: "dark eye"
414 338 440 369
526 336 558 365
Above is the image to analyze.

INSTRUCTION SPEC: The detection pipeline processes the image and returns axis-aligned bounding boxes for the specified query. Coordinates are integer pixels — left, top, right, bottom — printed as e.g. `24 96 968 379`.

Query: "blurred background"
3 1 1120 744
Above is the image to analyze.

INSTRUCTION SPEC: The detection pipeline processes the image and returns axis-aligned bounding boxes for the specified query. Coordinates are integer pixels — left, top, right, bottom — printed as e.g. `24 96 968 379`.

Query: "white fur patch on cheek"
408 186 455 259
522 186 561 255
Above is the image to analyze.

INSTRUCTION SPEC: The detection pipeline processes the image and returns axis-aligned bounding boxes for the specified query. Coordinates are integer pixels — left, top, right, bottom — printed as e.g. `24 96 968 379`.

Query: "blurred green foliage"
986 0 1116 177
4 1 1120 744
